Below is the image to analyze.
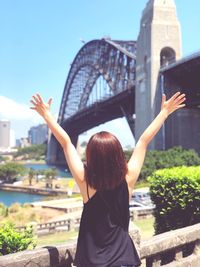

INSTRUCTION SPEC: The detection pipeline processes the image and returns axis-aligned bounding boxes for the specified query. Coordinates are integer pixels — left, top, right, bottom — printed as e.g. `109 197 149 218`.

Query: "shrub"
0 223 37 255
148 166 200 234
0 203 7 217
22 203 32 209
9 203 21 213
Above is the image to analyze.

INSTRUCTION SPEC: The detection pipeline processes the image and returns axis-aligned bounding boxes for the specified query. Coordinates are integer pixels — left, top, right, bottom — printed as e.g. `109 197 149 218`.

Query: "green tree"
0 162 25 183
28 168 35 186
124 146 200 181
14 144 46 160
44 168 58 189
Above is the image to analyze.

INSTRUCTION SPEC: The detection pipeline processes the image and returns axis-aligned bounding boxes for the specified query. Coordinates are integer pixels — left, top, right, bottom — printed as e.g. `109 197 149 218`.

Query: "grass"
36 230 78 247
36 217 155 248
135 180 150 189
0 204 66 227
134 217 155 240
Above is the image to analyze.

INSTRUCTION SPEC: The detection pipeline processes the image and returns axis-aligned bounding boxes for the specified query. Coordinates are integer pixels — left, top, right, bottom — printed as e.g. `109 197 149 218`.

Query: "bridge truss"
47 39 137 165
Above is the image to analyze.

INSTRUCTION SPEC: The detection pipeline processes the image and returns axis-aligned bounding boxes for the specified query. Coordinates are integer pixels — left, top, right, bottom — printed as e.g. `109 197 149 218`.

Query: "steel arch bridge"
47 38 137 165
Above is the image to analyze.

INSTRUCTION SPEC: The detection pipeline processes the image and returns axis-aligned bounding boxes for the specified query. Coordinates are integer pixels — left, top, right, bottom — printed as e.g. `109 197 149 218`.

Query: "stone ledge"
140 223 200 258
0 242 76 267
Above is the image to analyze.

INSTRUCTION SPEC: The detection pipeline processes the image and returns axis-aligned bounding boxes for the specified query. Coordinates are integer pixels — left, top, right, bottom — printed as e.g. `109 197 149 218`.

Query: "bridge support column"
46 133 79 168
120 106 135 138
135 0 182 150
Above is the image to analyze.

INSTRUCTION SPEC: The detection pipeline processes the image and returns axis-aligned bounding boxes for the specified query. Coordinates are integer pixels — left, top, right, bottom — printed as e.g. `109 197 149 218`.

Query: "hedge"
0 223 37 255
148 166 200 234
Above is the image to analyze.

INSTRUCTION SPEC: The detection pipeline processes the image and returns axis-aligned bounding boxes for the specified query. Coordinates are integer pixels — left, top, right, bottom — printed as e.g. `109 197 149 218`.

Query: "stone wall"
0 223 199 267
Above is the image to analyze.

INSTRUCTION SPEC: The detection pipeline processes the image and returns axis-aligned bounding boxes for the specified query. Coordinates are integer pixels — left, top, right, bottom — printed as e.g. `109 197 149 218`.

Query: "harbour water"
0 163 72 206
0 190 46 206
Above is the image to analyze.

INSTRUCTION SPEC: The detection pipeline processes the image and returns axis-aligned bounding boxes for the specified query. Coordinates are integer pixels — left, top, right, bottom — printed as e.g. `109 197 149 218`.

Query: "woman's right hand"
30 93 52 119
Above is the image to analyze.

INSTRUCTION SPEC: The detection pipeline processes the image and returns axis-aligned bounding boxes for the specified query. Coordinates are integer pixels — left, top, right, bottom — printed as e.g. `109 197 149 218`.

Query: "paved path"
31 197 83 213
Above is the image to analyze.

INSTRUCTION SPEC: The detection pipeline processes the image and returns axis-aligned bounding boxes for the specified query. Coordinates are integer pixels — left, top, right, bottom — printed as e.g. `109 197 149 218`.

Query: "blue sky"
0 0 200 146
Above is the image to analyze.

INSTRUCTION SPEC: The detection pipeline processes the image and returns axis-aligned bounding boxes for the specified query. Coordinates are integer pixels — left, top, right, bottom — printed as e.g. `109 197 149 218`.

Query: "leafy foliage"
0 156 7 163
43 168 58 188
0 223 37 255
0 162 25 183
125 146 200 180
148 166 200 234
14 144 46 160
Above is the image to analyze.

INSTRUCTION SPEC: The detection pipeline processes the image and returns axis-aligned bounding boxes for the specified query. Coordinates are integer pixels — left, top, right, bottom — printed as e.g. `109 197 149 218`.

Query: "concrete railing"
17 219 81 236
16 209 152 236
0 223 199 267
140 223 200 267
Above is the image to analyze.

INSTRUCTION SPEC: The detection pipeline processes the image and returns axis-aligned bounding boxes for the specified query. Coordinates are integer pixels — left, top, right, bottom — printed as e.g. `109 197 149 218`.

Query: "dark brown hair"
85 131 127 191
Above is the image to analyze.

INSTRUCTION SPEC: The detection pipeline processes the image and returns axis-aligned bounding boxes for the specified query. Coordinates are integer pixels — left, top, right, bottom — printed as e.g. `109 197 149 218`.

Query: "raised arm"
30 94 84 184
126 92 186 192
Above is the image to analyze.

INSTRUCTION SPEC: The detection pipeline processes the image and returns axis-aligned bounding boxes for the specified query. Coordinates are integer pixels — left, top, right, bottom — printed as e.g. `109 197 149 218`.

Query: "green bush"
0 223 37 255
148 166 200 234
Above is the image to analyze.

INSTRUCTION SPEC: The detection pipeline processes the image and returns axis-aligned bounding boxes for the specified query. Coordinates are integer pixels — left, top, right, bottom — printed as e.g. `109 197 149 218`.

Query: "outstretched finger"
36 93 44 103
48 98 53 106
177 104 186 108
32 95 40 104
30 107 36 110
174 95 186 105
174 104 186 111
170 92 181 102
30 99 37 106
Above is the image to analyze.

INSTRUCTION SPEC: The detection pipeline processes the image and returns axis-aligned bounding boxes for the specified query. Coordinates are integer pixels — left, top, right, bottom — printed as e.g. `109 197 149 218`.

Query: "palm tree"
28 168 35 186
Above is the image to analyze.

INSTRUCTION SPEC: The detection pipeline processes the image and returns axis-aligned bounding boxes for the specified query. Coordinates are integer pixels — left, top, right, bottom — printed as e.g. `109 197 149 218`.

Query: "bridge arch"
47 39 137 166
58 39 136 123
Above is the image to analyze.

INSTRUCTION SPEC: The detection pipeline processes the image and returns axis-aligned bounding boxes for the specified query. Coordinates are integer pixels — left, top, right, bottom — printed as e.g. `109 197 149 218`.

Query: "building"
10 129 16 148
16 137 30 148
0 120 10 149
28 124 48 145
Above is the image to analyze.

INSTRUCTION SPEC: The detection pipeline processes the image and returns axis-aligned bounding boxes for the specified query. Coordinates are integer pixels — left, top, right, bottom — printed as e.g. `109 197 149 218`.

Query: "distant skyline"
0 0 200 146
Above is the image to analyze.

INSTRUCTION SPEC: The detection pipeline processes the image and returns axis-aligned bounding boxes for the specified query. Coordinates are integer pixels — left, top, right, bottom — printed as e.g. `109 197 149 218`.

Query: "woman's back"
74 180 141 267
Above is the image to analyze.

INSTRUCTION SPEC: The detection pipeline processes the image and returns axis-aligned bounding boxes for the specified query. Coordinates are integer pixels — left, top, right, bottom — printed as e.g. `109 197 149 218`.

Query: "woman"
30 92 186 267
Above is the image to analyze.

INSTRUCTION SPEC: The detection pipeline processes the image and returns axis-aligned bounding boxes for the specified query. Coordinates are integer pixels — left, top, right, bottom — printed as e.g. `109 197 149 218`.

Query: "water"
0 190 46 206
0 163 72 206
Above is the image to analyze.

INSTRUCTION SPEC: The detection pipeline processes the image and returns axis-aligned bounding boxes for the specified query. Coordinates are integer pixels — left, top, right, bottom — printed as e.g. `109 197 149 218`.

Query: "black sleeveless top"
74 180 141 267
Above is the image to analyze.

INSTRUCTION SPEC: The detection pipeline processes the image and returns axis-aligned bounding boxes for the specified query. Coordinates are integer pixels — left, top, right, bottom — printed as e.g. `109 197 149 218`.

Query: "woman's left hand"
161 92 186 116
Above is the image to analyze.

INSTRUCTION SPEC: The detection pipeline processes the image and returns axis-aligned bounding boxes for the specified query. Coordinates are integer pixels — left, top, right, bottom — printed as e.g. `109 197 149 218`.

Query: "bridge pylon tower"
135 0 182 149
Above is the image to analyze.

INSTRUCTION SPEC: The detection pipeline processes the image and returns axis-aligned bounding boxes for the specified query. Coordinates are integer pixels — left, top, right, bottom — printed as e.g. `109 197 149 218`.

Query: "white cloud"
0 95 42 123
0 95 44 139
